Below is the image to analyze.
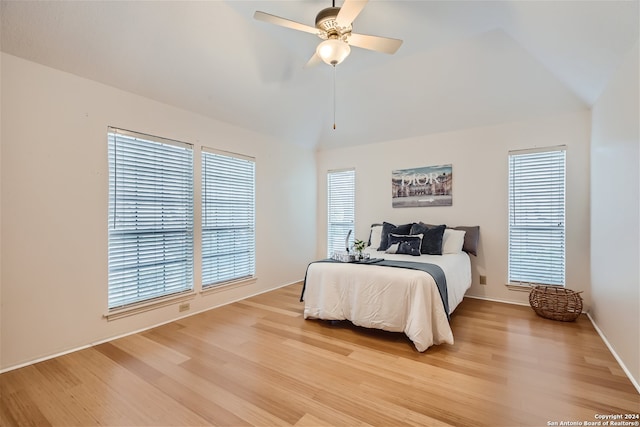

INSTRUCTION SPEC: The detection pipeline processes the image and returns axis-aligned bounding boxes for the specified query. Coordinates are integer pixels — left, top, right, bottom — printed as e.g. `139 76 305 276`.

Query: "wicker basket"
529 285 583 321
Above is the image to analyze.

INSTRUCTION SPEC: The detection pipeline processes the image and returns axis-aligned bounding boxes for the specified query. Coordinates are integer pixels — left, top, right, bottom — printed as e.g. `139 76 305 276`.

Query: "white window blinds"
202 149 255 287
327 169 355 257
108 128 194 309
508 147 566 286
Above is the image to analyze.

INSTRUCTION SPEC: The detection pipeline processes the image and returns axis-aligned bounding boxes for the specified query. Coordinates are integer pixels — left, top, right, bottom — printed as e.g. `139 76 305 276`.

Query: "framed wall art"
392 164 452 208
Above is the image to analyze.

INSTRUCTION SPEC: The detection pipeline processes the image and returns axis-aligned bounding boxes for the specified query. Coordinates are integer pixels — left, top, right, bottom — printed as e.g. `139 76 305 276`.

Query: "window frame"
508 146 566 287
327 168 356 258
107 127 195 312
201 147 256 289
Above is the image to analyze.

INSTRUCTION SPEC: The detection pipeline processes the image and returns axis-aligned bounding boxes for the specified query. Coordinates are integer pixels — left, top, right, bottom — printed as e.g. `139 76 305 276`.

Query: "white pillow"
442 228 466 254
369 224 383 249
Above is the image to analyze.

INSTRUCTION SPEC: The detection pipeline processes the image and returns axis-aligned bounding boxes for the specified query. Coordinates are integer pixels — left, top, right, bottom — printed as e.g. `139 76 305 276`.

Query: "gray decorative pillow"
453 225 480 256
410 223 446 255
386 233 423 256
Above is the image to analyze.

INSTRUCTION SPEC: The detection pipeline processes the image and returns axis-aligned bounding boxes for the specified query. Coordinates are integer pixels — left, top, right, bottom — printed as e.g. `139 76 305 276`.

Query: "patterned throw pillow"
378 221 414 251
385 233 423 256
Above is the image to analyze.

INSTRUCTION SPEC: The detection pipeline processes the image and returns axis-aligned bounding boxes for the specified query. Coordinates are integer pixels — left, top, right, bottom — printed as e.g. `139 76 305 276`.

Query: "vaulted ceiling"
1 1 638 149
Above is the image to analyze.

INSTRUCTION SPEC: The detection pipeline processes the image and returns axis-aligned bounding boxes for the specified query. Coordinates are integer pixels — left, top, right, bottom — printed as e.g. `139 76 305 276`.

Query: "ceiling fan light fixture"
316 38 351 66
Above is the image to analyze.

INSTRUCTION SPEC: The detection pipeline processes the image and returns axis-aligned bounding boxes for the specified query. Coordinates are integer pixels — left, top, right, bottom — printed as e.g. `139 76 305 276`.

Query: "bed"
301 222 477 352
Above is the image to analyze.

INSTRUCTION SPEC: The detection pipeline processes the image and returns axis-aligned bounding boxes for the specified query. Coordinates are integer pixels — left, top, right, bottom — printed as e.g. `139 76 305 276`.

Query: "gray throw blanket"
301 258 450 320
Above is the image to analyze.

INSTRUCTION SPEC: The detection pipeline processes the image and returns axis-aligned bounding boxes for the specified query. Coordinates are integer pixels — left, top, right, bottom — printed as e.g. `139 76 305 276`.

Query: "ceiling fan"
254 0 403 67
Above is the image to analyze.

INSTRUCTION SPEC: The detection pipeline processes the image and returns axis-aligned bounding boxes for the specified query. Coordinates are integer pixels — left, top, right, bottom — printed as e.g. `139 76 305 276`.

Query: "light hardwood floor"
1 283 638 426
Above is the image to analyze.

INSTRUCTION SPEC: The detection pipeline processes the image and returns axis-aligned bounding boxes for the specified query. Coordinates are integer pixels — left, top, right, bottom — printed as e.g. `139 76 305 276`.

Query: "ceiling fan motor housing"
315 7 351 40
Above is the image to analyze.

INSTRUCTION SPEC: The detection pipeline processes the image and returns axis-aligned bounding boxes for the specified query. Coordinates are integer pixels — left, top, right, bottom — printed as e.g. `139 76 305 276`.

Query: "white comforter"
302 249 472 352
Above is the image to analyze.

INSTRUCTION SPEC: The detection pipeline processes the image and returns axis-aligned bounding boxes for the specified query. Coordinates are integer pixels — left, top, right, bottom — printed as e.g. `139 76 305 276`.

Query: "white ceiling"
1 0 638 149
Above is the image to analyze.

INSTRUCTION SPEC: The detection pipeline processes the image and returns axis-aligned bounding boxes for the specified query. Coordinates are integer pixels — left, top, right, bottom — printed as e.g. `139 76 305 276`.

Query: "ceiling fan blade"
254 11 318 35
348 33 403 54
336 0 368 27
304 53 322 68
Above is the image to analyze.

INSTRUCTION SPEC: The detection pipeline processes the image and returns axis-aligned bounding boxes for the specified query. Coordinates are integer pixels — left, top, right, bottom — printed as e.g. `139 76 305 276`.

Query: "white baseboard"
0 280 303 375
463 294 531 307
586 313 640 395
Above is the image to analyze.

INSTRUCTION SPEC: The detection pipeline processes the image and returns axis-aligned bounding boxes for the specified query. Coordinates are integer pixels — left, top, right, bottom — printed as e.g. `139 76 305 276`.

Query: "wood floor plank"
69 343 212 426
1 282 638 426
0 389 52 427
113 333 293 426
0 363 98 426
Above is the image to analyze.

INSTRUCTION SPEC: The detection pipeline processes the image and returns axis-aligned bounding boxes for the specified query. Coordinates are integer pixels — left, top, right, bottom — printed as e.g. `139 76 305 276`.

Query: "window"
508 146 566 286
201 149 255 287
108 128 194 309
327 169 355 257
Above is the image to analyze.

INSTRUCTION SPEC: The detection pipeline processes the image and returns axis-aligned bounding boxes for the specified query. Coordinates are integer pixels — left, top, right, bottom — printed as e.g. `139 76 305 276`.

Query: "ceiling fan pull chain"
333 65 337 130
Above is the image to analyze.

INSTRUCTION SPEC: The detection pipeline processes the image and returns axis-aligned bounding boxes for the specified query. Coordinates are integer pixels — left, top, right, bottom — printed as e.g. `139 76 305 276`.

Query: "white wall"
0 53 317 370
590 43 639 388
316 111 591 307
